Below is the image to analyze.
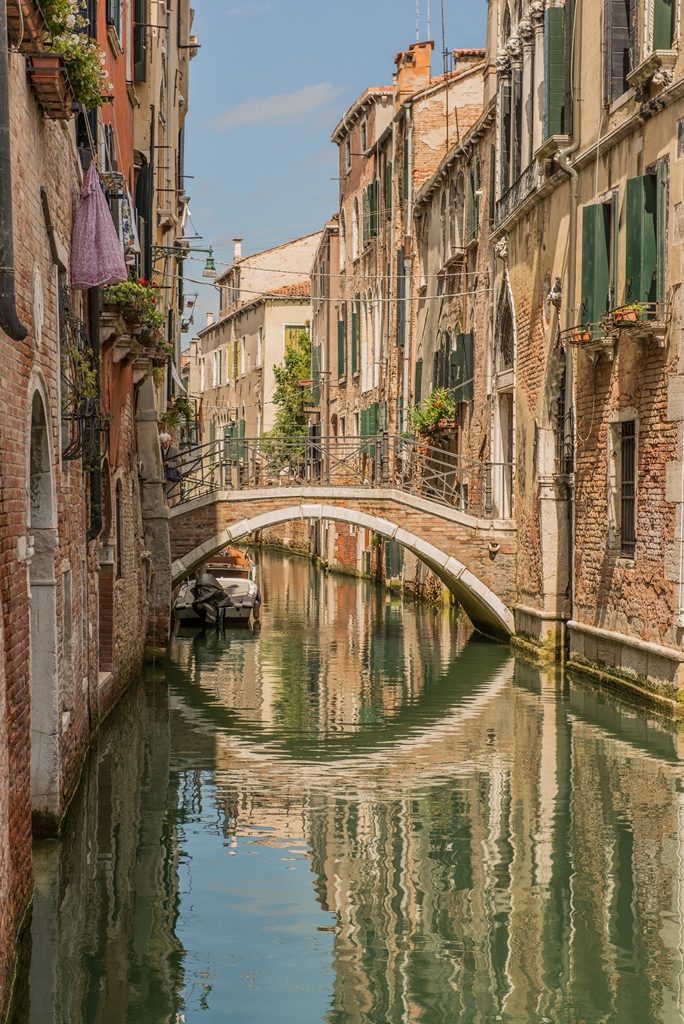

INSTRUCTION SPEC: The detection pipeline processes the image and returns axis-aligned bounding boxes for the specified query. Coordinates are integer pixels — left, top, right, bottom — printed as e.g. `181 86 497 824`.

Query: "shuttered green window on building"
239 418 246 460
414 358 423 406
563 0 574 135
351 305 359 374
544 7 566 138
450 333 474 403
369 180 380 238
134 0 147 80
385 162 392 221
581 203 612 325
403 136 410 198
338 318 345 378
362 189 370 248
626 174 658 305
467 163 480 243
654 0 675 48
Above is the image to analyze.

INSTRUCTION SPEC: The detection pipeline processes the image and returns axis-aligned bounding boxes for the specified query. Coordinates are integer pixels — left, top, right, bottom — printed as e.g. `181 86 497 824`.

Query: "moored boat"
173 548 261 627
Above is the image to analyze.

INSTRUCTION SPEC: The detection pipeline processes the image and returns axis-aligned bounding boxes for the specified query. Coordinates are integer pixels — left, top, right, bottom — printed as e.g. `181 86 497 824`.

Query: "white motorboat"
173 548 261 626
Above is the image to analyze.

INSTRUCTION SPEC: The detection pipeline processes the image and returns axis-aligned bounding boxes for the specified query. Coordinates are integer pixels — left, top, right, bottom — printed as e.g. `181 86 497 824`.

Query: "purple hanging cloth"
71 163 128 290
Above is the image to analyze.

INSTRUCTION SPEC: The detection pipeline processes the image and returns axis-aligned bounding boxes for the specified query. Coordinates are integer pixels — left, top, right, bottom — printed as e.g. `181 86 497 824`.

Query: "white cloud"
211 83 345 131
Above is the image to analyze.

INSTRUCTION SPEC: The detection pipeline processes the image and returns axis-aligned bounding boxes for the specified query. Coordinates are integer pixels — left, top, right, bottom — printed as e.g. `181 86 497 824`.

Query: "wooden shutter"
396 248 405 347
414 359 423 405
337 318 345 378
581 203 611 324
370 180 380 237
626 175 658 304
386 162 392 221
544 8 565 138
362 189 369 248
451 333 474 403
239 418 246 460
369 402 378 456
360 408 369 452
403 136 409 198
654 0 674 50
564 0 574 134
657 159 669 303
604 0 634 104
351 306 358 374
134 0 147 80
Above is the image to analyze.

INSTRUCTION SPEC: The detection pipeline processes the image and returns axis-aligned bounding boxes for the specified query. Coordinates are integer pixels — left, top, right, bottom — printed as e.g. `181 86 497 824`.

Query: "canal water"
10 549 684 1023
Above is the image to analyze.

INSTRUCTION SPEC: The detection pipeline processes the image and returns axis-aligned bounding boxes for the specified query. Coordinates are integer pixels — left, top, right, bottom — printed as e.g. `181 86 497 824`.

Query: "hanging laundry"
71 163 128 290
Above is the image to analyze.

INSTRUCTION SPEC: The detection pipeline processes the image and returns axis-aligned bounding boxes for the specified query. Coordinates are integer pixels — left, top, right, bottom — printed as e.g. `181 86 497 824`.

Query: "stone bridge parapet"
168 487 517 640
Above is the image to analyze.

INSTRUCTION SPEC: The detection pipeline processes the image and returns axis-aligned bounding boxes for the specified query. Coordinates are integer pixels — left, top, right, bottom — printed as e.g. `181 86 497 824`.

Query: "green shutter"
369 180 380 237
360 408 369 452
239 418 246 460
337 318 345 377
657 159 669 303
351 306 358 374
654 0 674 48
369 402 378 456
403 136 409 198
414 358 423 405
563 0 574 135
581 203 611 325
544 8 566 139
626 175 658 305
386 162 392 220
362 189 370 248
451 333 474 402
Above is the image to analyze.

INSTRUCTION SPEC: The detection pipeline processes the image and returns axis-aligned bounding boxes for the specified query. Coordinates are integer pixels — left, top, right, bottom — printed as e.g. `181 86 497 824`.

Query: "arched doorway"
29 390 60 829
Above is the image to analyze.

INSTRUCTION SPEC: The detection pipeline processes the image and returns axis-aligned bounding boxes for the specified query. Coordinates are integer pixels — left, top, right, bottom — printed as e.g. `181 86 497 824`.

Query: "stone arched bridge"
168 486 517 640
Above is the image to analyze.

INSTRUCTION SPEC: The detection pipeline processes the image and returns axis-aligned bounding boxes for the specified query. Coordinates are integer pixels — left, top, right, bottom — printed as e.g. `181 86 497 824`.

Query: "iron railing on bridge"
171 435 515 520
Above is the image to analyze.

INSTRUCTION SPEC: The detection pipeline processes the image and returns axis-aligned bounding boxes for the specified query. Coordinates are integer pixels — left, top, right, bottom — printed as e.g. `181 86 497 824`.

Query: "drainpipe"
0 0 28 341
557 0 581 633
403 102 413 426
86 286 102 542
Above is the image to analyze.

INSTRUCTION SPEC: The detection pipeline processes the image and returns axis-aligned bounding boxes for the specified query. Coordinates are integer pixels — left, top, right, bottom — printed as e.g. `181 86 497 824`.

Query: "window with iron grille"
554 368 574 475
621 420 636 557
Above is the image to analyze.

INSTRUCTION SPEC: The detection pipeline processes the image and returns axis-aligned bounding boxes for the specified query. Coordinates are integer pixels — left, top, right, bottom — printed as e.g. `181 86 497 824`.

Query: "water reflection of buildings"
168 554 684 1022
11 680 185 1024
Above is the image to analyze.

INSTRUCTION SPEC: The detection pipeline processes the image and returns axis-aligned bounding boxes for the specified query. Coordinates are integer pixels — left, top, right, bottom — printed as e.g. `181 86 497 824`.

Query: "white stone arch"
27 383 60 830
171 504 515 640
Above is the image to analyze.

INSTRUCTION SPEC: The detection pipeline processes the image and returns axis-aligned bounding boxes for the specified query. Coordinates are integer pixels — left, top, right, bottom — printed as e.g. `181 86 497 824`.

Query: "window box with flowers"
36 0 111 111
103 279 165 337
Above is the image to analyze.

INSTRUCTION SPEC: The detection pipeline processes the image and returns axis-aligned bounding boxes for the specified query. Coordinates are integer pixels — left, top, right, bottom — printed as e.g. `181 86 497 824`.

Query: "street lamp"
202 248 217 279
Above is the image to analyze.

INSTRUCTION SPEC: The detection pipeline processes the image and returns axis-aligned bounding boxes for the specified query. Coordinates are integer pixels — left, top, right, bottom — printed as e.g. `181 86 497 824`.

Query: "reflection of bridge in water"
168 434 517 638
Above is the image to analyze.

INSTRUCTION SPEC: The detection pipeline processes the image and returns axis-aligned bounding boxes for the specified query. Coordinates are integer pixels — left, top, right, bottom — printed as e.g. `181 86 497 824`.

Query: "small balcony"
559 322 616 362
494 161 539 229
601 301 671 346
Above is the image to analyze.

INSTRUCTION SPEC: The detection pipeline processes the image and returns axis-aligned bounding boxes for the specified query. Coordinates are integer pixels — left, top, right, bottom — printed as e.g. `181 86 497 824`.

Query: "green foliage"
104 278 166 333
160 395 194 430
42 1 110 109
408 388 457 434
268 328 312 438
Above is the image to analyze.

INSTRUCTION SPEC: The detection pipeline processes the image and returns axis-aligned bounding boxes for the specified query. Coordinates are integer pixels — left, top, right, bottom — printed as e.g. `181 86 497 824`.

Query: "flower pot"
614 309 639 324
571 329 592 343
438 418 448 428
27 54 74 120
6 0 47 54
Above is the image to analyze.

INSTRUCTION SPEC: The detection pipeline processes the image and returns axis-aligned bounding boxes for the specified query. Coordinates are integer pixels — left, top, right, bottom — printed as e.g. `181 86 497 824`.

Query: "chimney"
454 48 486 74
233 238 243 262
394 41 433 106
206 312 214 326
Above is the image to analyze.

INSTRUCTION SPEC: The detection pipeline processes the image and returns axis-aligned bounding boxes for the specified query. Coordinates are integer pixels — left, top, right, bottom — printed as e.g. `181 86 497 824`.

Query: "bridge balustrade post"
381 432 389 487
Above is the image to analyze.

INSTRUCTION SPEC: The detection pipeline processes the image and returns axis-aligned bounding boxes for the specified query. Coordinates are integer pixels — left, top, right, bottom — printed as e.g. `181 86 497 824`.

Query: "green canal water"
11 549 684 1023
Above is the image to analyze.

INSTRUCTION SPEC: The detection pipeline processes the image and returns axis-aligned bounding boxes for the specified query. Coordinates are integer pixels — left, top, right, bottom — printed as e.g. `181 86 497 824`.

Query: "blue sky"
182 0 487 334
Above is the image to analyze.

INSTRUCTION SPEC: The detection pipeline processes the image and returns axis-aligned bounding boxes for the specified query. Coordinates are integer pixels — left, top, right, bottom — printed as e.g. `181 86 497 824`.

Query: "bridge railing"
172 435 514 520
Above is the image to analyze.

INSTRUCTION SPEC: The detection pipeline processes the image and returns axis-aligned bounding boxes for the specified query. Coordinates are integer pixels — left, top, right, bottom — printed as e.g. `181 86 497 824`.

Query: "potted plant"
408 388 457 435
38 0 112 110
6 0 48 53
103 279 166 335
570 325 592 343
610 303 645 326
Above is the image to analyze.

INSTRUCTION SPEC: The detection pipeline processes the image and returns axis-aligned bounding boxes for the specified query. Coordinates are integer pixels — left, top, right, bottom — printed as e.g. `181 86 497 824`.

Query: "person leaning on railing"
160 432 182 507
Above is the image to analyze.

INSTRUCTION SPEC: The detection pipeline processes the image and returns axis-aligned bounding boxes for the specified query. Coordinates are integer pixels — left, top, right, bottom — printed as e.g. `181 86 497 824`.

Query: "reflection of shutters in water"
450 333 474 402
385 539 403 579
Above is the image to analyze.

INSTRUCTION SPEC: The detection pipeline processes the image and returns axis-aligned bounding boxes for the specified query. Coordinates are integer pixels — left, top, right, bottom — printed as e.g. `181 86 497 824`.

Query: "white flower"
66 14 75 27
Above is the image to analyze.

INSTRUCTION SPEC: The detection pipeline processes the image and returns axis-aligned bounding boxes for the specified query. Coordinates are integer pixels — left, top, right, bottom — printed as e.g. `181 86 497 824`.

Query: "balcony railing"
495 161 539 228
60 312 109 469
171 434 515 521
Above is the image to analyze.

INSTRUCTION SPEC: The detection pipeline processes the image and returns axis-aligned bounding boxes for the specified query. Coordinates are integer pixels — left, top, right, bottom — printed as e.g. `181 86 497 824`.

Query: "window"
115 480 124 579
414 357 423 405
106 0 122 38
653 0 675 49
451 333 474 402
354 411 360 437
360 120 367 152
340 210 346 270
284 325 305 353
452 174 465 250
403 135 410 199
544 6 573 137
134 0 148 80
352 198 360 260
603 0 636 104
338 315 346 378
351 299 359 375
345 136 352 171
233 338 239 379
257 326 263 367
581 200 614 325
621 420 636 556
497 297 514 371
467 160 481 243
625 165 668 306
362 189 370 248
385 161 393 221
240 335 246 375
369 180 379 239
218 348 223 385
340 415 346 438
440 192 448 265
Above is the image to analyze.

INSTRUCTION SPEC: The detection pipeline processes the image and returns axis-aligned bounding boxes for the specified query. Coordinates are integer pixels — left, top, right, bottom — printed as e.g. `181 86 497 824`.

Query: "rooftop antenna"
427 0 431 39
416 0 419 41
442 0 452 150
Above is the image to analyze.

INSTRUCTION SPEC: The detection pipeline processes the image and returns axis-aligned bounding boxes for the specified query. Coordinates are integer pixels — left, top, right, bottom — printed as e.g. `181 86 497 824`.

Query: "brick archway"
169 493 516 640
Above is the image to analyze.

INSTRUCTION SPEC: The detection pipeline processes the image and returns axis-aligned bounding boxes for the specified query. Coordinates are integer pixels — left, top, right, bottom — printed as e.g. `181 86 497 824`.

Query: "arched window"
419 214 429 288
502 3 511 42
115 479 124 579
452 174 465 251
497 294 514 370
340 209 346 271
440 191 448 265
352 198 359 260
